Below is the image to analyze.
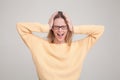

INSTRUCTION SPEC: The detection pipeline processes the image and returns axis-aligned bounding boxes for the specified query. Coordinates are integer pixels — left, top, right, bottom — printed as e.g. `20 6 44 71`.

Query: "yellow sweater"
16 23 104 80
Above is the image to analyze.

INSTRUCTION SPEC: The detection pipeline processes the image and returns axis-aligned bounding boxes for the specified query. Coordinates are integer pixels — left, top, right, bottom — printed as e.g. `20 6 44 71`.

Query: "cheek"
52 30 57 35
64 30 68 35
53 30 57 34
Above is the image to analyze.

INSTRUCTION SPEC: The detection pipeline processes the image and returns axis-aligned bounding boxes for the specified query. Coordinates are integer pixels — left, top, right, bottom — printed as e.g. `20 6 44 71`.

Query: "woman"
16 11 104 80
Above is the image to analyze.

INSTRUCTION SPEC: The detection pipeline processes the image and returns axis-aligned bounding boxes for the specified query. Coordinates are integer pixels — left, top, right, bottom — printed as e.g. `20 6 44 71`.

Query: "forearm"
16 22 49 36
73 25 104 39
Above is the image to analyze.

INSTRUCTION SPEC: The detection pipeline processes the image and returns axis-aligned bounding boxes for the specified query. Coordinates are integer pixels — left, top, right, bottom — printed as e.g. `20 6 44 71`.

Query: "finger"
63 12 73 31
48 11 58 29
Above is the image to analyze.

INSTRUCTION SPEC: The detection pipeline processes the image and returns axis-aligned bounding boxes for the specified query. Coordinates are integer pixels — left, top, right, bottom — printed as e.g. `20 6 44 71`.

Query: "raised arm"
74 25 104 51
17 23 49 34
16 22 49 49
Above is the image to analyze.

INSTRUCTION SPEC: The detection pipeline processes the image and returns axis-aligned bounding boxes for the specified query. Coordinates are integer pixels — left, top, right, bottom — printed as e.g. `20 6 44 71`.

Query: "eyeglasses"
53 25 68 30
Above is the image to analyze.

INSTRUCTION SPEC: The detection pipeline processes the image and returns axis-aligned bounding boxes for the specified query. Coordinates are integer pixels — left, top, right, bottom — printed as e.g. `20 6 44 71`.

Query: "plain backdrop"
1 0 120 80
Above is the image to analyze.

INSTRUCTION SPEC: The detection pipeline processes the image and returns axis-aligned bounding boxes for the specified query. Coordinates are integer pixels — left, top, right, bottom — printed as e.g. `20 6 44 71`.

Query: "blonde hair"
47 11 73 46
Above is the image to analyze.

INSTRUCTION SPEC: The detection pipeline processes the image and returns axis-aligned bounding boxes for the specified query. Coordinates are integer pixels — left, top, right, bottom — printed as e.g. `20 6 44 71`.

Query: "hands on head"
48 11 73 31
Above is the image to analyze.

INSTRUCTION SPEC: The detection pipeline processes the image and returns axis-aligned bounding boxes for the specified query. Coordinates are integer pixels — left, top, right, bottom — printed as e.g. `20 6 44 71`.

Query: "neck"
53 39 65 44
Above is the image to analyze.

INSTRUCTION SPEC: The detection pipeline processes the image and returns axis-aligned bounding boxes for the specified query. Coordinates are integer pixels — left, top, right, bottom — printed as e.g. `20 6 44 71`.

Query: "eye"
53 25 67 30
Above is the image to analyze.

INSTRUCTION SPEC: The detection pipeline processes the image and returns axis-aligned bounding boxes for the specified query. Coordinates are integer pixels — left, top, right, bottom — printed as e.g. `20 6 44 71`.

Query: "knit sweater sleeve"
74 25 104 51
16 22 49 49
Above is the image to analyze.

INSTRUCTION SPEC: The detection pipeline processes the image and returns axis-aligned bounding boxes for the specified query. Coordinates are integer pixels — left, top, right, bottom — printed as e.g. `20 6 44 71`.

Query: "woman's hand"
63 12 73 31
48 11 58 29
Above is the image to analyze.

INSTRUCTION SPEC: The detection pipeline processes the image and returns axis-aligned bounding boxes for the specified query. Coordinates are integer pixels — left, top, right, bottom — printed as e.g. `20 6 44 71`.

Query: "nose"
58 27 62 31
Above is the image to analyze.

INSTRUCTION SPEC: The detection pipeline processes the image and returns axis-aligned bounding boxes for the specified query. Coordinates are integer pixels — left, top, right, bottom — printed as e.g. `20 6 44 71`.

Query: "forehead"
53 18 66 26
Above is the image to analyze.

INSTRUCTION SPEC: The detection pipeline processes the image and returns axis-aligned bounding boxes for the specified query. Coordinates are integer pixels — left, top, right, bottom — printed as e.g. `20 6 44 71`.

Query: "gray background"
1 0 120 80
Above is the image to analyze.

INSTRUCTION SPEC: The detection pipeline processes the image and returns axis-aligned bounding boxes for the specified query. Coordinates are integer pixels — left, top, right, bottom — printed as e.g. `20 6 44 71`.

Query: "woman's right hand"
48 11 58 29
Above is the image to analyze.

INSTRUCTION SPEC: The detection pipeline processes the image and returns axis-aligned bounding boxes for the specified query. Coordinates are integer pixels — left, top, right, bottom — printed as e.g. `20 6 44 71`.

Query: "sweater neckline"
50 43 67 46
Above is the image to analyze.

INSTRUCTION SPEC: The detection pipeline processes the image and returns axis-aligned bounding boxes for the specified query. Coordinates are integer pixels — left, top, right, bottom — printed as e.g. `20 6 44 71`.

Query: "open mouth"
57 33 64 37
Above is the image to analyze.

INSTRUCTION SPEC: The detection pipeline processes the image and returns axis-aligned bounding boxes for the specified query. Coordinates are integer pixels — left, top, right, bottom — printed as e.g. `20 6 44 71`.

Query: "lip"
57 33 64 36
56 33 64 39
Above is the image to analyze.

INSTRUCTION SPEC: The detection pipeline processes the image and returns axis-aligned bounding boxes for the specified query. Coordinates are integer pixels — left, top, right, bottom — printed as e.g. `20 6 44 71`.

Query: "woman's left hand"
63 12 73 31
